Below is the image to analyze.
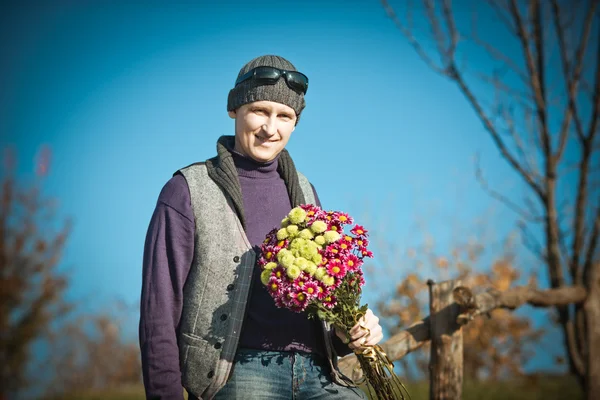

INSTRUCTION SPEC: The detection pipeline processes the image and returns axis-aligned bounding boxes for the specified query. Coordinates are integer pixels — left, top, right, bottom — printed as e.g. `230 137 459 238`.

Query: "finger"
348 336 368 351
351 329 383 350
354 323 383 346
349 310 378 336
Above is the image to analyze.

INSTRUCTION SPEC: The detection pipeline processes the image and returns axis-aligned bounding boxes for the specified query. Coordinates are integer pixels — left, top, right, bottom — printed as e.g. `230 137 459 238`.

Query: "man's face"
228 100 297 163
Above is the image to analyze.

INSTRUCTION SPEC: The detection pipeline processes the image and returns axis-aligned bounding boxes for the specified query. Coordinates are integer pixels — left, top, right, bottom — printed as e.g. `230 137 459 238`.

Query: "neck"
227 141 280 179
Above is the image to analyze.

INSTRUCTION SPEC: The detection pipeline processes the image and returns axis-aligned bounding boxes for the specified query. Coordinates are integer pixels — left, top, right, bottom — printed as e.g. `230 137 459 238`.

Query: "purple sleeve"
310 184 352 357
139 174 195 400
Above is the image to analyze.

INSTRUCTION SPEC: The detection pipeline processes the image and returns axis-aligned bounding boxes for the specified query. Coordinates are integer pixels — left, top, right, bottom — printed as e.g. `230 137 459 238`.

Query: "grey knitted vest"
175 142 339 399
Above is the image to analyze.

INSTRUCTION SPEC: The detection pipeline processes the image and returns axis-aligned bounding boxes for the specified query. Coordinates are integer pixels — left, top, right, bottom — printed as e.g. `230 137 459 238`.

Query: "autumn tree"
0 148 71 398
374 230 544 381
380 0 599 397
42 299 142 398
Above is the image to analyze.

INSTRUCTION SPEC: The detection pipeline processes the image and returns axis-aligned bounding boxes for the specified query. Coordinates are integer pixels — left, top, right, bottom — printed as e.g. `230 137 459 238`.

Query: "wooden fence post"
428 279 463 400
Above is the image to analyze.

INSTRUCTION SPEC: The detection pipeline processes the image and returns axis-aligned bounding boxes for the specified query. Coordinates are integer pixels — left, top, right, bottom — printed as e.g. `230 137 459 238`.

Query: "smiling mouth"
255 135 278 144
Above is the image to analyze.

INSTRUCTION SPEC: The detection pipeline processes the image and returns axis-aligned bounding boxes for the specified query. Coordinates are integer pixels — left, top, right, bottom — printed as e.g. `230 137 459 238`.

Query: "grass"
362 374 583 400
49 375 583 400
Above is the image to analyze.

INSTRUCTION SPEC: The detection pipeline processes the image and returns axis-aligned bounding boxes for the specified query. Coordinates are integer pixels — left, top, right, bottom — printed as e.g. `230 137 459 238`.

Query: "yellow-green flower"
264 262 277 270
299 228 314 240
312 253 323 265
310 220 327 234
290 238 305 249
286 224 299 236
314 235 326 246
280 253 295 269
315 267 327 280
305 261 318 276
300 243 317 259
276 228 289 240
308 240 321 252
281 217 290 227
260 270 272 286
323 231 341 244
287 264 301 279
277 249 291 263
322 275 335 286
294 257 309 270
288 207 307 224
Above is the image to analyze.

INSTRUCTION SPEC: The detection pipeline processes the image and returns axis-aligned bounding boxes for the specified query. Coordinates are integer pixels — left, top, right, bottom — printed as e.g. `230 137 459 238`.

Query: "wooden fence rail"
338 281 588 399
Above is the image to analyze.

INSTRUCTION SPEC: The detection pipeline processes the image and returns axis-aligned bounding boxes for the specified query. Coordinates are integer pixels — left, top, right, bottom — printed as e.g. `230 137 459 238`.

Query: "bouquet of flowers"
258 204 410 400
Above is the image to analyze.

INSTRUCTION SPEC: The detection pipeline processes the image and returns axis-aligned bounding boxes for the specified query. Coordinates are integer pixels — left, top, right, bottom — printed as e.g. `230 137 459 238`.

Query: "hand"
334 308 383 352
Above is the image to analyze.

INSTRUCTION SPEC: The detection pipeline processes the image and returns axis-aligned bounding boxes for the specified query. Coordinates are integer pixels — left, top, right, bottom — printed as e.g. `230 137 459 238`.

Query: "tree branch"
423 0 449 61
474 153 544 222
572 146 593 284
470 32 529 84
587 19 600 142
440 0 458 60
551 0 596 157
381 0 448 75
517 220 545 261
583 206 600 286
452 65 546 200
382 0 546 199
509 0 550 159
475 70 533 108
485 0 517 35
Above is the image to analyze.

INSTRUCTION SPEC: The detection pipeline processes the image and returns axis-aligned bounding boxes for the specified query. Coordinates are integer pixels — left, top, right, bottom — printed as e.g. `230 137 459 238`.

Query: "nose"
262 118 277 137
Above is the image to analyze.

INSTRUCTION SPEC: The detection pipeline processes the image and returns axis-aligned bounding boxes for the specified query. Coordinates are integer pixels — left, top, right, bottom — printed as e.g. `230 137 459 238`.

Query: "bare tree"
380 0 599 396
42 300 142 398
0 148 71 398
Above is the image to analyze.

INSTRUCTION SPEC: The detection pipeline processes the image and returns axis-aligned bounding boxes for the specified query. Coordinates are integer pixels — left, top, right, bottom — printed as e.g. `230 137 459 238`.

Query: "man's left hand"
334 308 383 352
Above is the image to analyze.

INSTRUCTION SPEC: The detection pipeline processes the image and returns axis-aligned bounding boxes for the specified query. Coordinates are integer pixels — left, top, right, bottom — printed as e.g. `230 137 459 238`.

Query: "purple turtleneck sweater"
139 150 349 400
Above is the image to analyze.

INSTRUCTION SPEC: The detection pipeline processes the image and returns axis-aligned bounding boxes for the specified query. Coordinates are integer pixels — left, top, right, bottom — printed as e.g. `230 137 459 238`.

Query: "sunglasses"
235 66 309 95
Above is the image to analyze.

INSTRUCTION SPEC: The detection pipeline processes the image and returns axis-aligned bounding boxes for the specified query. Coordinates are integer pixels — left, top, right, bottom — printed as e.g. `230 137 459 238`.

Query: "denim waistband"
236 347 328 367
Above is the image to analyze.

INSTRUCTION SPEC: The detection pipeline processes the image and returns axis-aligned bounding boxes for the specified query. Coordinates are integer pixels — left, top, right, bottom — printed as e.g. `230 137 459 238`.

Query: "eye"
253 108 267 114
279 113 293 120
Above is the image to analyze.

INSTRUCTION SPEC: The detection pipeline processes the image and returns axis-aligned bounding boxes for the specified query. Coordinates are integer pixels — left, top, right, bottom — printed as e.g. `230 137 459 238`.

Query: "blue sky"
1 0 571 374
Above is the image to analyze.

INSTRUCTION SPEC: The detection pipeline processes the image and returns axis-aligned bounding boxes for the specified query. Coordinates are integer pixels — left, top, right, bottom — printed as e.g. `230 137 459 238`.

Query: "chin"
251 149 279 162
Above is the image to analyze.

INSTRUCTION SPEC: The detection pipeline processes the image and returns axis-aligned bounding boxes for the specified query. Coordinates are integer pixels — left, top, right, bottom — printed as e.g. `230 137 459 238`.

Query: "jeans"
212 348 367 399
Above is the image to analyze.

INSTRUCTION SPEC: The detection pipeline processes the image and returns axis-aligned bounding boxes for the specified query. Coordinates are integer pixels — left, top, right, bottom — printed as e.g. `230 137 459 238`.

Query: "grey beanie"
227 55 306 118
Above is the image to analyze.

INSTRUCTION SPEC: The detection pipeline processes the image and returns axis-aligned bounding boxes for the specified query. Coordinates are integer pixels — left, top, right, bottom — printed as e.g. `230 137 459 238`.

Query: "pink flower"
327 259 347 278
293 275 308 291
293 289 310 309
357 274 366 287
274 297 286 309
302 281 319 300
354 237 369 249
322 294 337 309
336 212 353 225
351 225 367 237
344 254 361 272
267 276 283 296
316 282 329 300
325 244 342 258
272 266 287 281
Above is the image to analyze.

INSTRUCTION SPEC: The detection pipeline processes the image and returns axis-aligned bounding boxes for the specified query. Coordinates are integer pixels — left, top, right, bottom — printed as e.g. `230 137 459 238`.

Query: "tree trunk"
428 279 463 400
585 262 600 400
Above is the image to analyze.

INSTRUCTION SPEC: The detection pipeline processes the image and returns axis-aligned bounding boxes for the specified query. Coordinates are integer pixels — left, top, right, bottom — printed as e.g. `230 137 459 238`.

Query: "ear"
228 110 236 119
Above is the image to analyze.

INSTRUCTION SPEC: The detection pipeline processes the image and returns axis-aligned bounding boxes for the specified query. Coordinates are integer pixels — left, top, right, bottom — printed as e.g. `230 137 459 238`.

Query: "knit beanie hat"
227 55 306 118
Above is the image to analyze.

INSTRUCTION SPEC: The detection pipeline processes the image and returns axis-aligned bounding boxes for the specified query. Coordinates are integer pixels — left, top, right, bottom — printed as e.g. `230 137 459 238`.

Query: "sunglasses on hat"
235 66 309 95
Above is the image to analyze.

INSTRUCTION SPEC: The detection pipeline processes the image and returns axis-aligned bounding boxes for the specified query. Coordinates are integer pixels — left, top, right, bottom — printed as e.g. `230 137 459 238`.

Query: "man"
139 55 384 400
